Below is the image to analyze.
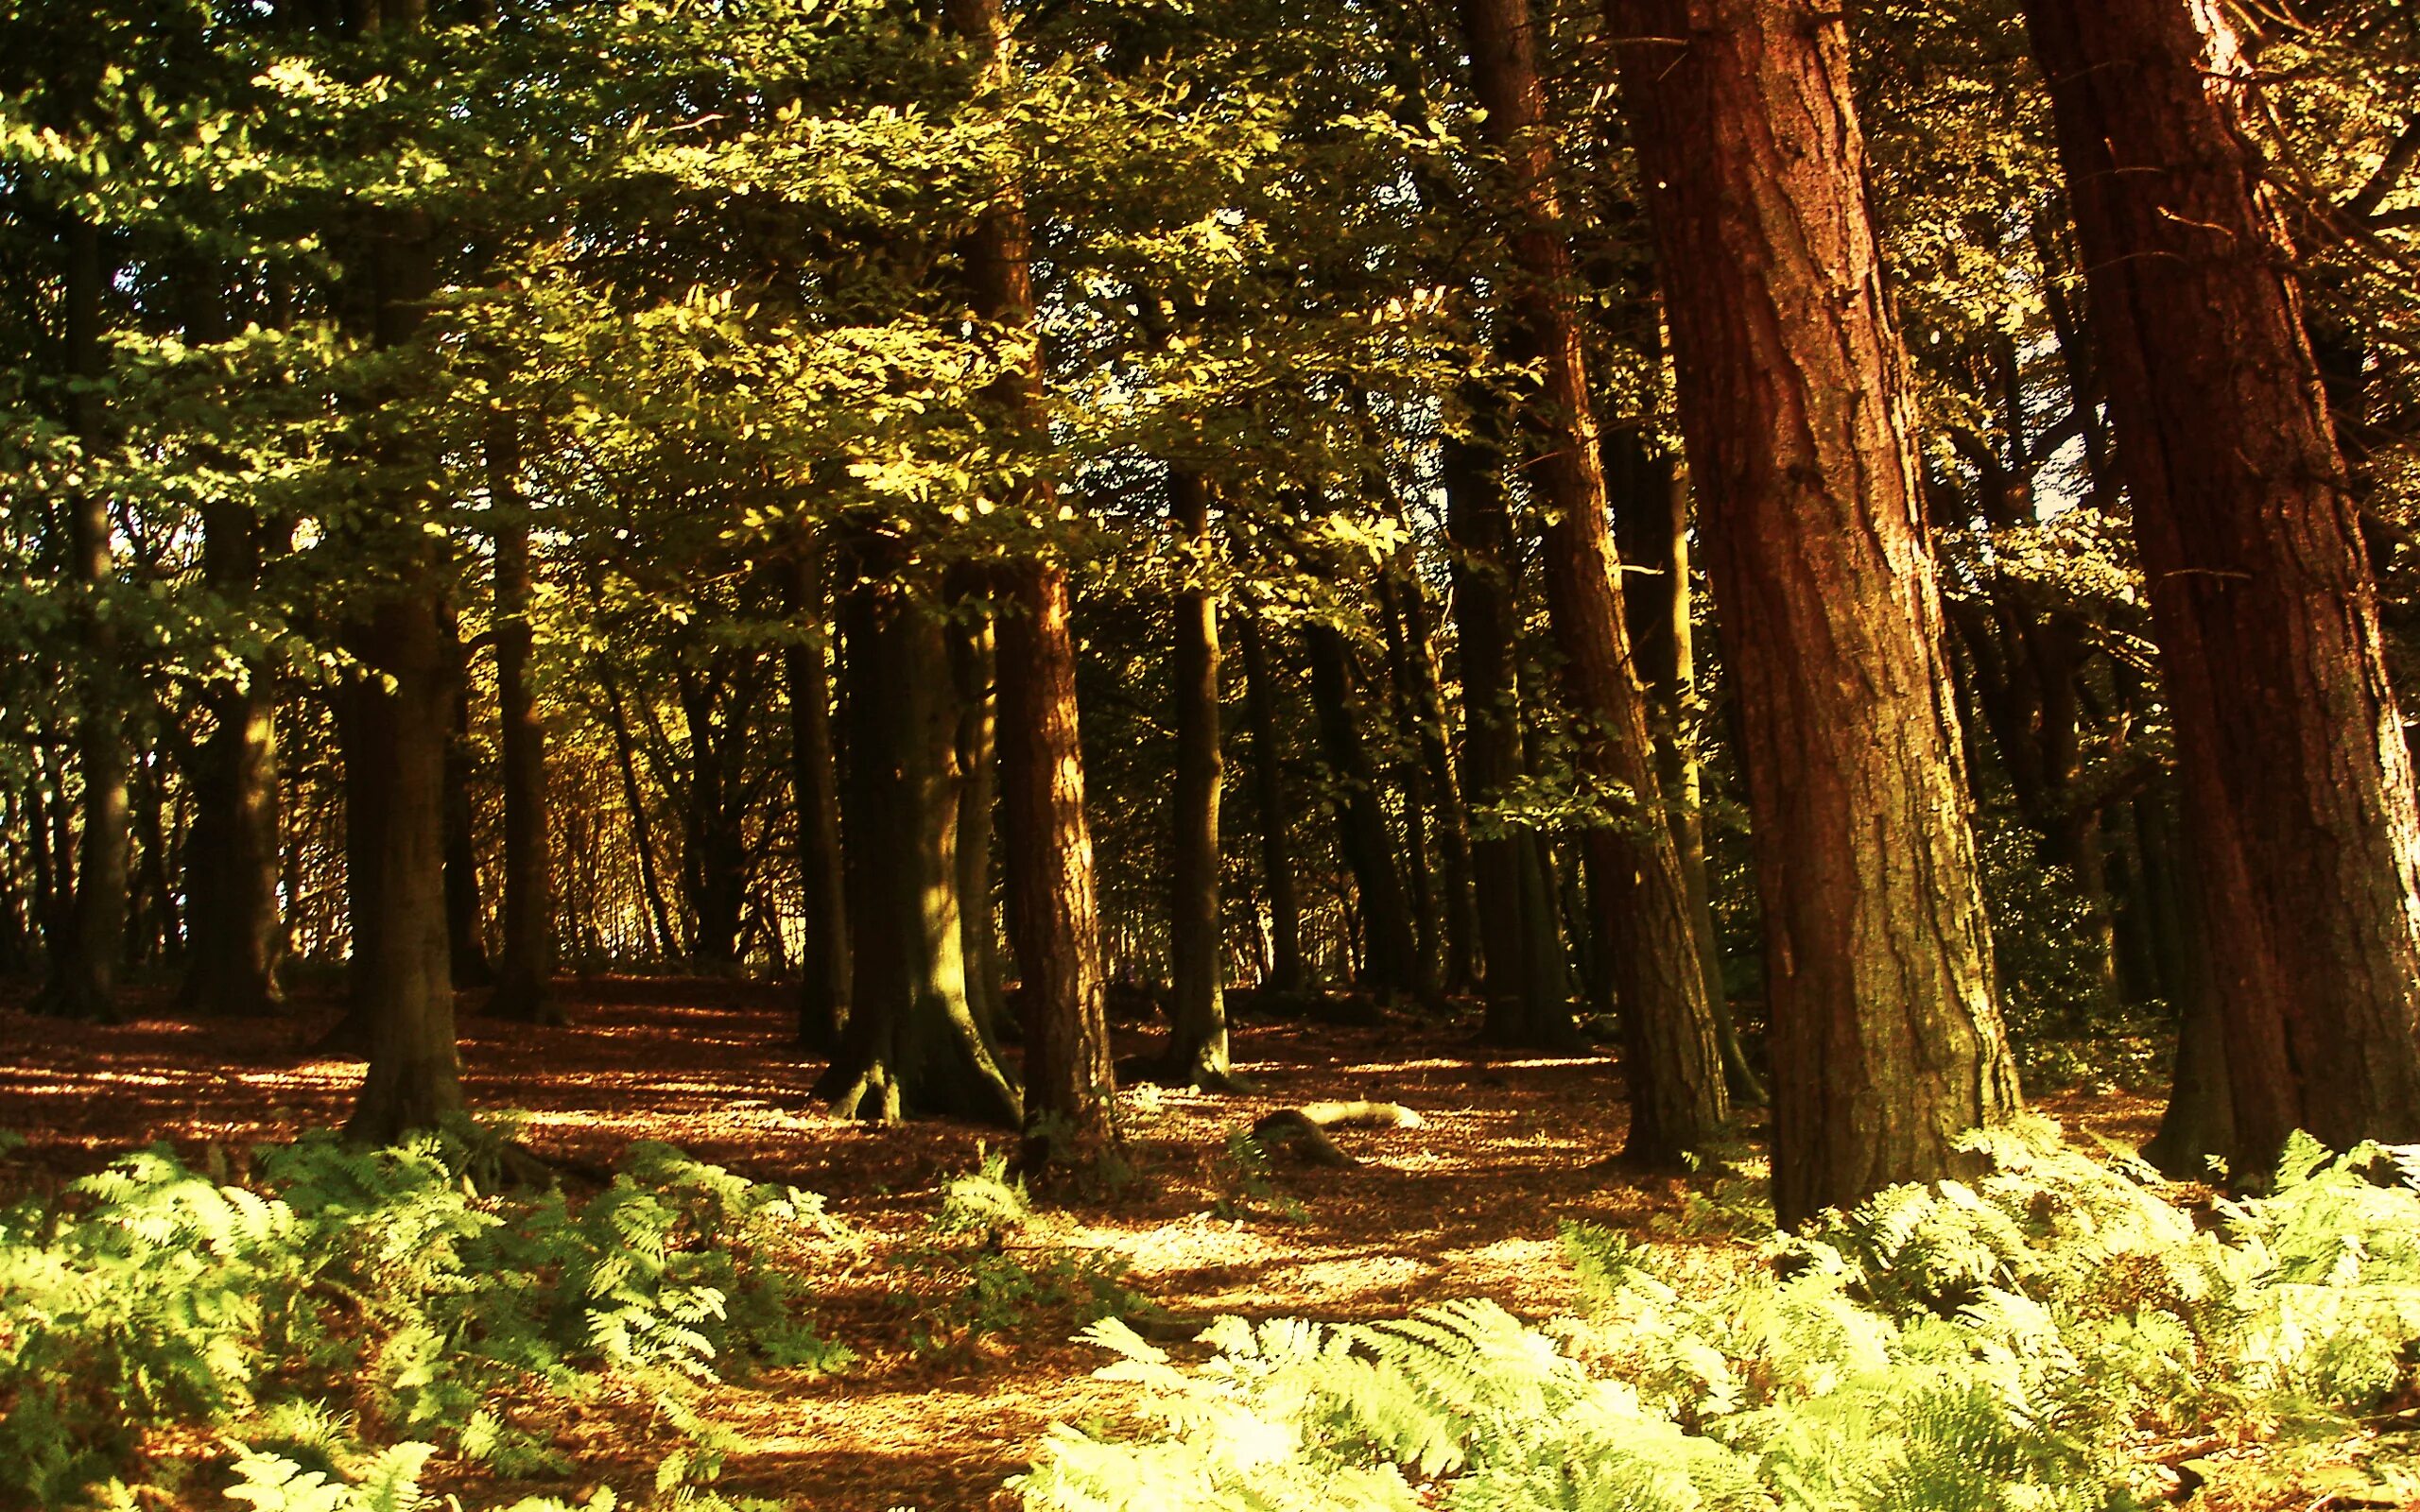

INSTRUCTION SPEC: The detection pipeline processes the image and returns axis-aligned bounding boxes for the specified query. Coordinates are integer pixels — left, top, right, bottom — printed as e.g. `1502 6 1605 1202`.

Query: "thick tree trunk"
39 215 129 1024
1610 0 2020 1224
820 558 1021 1127
487 417 559 1023
1461 0 1725 1162
786 544 849 1050
947 0 1115 1164
1157 468 1234 1088
1237 615 1308 994
2022 0 2420 1173
179 682 284 1018
1305 622 1426 1000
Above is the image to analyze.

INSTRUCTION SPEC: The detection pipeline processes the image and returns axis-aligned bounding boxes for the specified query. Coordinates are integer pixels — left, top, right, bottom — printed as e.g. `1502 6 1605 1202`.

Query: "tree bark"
947 575 1011 1052
1610 0 2021 1223
1158 468 1234 1088
1238 615 1307 994
487 415 559 1024
601 673 682 965
820 556 1022 1127
1461 0 1726 1162
1305 621 1425 1000
38 215 129 1024
946 0 1115 1166
786 542 849 1050
2022 0 2420 1173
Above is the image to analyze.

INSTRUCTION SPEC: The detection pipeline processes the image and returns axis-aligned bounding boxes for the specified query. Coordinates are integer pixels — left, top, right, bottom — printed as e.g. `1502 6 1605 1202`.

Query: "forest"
4 0 2420 1505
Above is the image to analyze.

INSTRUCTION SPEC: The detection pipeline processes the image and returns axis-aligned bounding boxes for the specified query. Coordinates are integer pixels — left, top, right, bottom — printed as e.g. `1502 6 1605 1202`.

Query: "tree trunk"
1305 621 1425 1000
1461 0 1726 1163
1382 550 1479 997
601 675 682 964
180 684 284 1018
1375 563 1443 992
947 576 1010 1052
2022 0 2420 1173
1158 468 1234 1088
38 215 129 1024
1238 614 1307 994
946 0 1115 1166
1610 0 2020 1224
487 416 559 1024
441 610 494 990
1608 441 1763 1104
786 542 849 1050
819 558 1022 1127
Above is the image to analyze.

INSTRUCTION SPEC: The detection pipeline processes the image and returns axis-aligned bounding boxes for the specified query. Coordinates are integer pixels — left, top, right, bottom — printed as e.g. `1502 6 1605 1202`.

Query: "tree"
2021 0 2420 1172
1608 0 2021 1225
1460 0 1727 1163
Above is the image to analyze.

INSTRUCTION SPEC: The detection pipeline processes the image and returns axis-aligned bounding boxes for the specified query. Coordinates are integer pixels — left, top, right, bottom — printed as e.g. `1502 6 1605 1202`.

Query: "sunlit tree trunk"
1611 0 2019 1224
2023 0 2420 1173
1461 0 1726 1161
947 0 1114 1164
1158 468 1235 1087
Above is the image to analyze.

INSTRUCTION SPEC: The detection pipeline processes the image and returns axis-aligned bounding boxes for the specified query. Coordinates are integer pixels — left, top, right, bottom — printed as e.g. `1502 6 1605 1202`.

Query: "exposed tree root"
1248 1100 1425 1169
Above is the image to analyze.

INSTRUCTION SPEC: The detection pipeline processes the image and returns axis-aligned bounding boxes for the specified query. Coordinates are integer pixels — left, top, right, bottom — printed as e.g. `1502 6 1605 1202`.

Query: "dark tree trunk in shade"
601 675 682 964
1461 0 1726 1162
947 0 1115 1163
1155 468 1235 1087
1238 615 1307 994
2141 799 2234 1176
946 576 1010 1053
1389 555 1479 997
487 417 560 1024
819 558 1021 1126
1305 622 1426 1000
1375 558 1452 993
38 215 129 1024
785 544 850 1051
441 610 494 990
2022 0 2420 1175
1607 439 1763 1104
1610 0 2019 1223
1443 394 1561 1042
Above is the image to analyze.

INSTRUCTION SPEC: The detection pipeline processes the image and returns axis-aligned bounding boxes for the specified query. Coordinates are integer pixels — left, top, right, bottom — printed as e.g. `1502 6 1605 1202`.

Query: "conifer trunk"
1610 0 2019 1224
1461 0 1725 1161
946 0 1115 1162
2022 0 2420 1171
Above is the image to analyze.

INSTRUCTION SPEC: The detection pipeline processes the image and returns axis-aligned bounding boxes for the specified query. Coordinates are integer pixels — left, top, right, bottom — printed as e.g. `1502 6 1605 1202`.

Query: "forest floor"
0 977 2168 1512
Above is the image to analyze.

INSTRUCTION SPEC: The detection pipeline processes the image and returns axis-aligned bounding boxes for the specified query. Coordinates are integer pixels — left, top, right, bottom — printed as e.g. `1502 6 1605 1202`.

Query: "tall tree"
1609 0 2021 1225
1459 0 1726 1162
2021 0 2420 1174
1156 468 1236 1088
1237 614 1307 996
945 0 1115 1165
486 415 560 1024
786 541 849 1050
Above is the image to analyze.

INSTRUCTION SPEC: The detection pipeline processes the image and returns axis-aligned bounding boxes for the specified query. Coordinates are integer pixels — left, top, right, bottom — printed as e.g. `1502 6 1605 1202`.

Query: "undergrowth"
0 1125 850 1511
1014 1119 2420 1511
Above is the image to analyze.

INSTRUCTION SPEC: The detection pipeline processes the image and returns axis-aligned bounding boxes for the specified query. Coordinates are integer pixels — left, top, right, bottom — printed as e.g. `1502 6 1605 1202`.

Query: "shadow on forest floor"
0 976 2167 1511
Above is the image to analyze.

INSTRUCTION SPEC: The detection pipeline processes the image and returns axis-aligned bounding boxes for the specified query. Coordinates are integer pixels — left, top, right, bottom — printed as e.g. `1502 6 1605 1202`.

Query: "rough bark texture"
1162 469 1234 1087
820 561 1021 1127
1611 0 2020 1224
1238 615 1307 994
487 417 560 1024
39 215 130 1024
947 0 1115 1163
2022 0 2420 1174
786 543 850 1051
1461 0 1725 1162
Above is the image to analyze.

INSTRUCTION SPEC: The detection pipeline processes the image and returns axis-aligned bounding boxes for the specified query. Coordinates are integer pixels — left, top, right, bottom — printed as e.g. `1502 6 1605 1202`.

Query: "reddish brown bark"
1459 0 1725 1161
2022 0 2420 1173
1609 0 2020 1225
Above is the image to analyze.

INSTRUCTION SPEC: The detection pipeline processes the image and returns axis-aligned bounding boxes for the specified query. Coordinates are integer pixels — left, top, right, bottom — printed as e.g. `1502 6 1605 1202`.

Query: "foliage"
0 1128 848 1508
1014 1121 2420 1511
894 1150 1147 1360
